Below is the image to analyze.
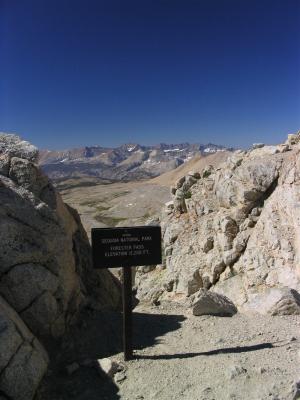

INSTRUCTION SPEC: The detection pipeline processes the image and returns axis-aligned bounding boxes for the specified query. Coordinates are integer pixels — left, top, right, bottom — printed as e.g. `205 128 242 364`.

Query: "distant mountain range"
39 142 233 182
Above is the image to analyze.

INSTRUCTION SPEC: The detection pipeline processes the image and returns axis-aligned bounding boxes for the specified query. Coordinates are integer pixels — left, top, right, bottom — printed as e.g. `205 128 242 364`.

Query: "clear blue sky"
1 0 299 149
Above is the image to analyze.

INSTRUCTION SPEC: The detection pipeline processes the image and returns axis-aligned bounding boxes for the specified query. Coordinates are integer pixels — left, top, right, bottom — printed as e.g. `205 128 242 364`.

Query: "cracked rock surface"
0 133 122 399
0 296 48 400
136 135 300 315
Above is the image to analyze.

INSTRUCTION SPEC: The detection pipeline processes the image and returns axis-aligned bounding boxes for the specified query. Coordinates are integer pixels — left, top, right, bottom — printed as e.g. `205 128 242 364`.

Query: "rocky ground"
36 301 300 400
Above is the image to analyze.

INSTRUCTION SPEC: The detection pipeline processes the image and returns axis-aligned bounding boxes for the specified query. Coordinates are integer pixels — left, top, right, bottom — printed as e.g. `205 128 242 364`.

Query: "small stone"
165 200 174 209
270 288 300 316
257 367 266 374
277 143 290 153
250 207 261 217
114 371 126 383
228 365 247 379
97 358 119 378
188 171 201 179
252 143 265 149
66 362 80 375
287 133 300 146
202 237 214 253
175 176 186 189
163 279 174 292
292 381 300 400
116 362 126 372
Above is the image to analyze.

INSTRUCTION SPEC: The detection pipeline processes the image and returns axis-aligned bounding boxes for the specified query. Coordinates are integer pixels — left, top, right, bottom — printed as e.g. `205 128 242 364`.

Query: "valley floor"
37 302 299 400
60 181 170 235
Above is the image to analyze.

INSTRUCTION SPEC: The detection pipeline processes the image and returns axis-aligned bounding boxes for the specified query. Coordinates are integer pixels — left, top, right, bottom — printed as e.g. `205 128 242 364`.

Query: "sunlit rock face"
0 133 122 399
136 132 300 315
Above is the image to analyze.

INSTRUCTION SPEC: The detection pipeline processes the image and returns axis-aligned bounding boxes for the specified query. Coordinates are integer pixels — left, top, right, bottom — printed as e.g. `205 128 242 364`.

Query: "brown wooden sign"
91 226 162 268
91 225 162 361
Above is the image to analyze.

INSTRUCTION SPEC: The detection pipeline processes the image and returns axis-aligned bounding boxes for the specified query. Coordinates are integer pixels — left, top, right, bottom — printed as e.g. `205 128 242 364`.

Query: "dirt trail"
37 302 299 400
118 303 299 400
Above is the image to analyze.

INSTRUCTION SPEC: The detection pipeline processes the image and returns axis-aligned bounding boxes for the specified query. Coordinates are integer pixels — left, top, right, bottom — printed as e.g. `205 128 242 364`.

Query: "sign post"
122 266 132 360
91 226 162 361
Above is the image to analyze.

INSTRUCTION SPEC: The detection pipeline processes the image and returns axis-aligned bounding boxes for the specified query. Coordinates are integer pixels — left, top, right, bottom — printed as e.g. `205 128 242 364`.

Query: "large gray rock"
286 131 300 145
0 134 121 339
0 133 38 162
0 134 122 399
192 289 237 316
270 288 300 315
0 296 48 400
242 287 300 315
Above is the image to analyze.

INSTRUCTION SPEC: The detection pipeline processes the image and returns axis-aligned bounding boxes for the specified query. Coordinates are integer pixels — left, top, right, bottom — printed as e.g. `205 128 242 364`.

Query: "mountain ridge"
39 142 232 182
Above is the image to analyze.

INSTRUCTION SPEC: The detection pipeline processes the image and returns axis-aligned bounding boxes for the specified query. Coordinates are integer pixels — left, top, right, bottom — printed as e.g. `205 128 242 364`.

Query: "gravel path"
117 304 300 400
37 302 300 400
